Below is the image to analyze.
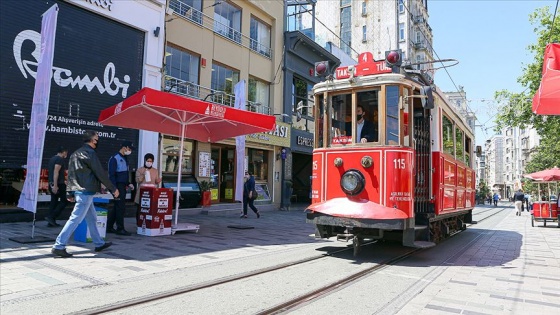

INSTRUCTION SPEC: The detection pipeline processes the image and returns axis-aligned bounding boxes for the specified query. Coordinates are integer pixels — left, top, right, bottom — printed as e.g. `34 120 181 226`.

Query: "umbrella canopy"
524 167 560 182
98 87 276 142
532 43 560 115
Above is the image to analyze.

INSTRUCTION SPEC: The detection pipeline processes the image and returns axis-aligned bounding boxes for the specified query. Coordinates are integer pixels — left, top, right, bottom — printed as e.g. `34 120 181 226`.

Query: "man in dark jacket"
52 130 118 258
345 105 378 143
107 141 134 235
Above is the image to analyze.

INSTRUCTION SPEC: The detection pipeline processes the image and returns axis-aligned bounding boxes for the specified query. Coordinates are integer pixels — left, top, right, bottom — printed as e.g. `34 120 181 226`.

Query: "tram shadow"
315 228 524 268
350 228 527 267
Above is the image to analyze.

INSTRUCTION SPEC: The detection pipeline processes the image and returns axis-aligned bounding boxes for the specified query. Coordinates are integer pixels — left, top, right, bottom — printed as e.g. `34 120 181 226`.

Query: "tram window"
442 115 454 156
316 94 324 148
386 86 399 145
330 93 351 145
354 91 379 143
465 136 472 166
456 127 464 162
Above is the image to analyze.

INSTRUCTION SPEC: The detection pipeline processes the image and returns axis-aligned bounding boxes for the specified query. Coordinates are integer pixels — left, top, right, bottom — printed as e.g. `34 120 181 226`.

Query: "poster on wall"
199 152 210 177
0 0 144 170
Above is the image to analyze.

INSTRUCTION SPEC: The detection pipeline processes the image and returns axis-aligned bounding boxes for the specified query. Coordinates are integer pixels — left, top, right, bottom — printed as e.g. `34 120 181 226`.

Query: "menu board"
199 152 210 177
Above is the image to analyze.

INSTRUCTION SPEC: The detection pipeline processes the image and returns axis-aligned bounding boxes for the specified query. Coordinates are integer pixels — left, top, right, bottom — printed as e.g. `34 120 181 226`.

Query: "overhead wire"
549 0 559 43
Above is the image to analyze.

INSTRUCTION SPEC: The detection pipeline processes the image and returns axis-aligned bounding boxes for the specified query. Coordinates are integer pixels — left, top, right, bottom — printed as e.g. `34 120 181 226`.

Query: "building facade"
484 135 505 197
313 0 434 73
164 0 284 205
0 0 165 205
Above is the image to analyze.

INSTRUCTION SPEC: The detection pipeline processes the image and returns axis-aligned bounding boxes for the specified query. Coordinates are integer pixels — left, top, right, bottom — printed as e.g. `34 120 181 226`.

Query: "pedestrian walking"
51 131 118 258
241 170 260 219
134 153 161 219
107 141 135 236
45 146 68 227
493 193 499 207
513 189 524 216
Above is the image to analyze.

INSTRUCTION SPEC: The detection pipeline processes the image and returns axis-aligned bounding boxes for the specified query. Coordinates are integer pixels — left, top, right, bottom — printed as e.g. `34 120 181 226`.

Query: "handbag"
252 189 258 200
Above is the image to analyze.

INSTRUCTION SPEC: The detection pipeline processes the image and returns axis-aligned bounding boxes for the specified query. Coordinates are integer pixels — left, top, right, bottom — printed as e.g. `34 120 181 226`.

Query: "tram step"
412 241 436 248
336 234 353 242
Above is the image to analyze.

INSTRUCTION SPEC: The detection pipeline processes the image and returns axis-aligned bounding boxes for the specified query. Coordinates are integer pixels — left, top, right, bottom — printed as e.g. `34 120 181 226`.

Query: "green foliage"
493 6 560 172
477 180 491 199
199 180 211 191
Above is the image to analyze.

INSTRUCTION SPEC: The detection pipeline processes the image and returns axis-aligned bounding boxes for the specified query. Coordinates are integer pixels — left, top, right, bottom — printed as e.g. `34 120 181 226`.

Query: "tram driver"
346 105 378 143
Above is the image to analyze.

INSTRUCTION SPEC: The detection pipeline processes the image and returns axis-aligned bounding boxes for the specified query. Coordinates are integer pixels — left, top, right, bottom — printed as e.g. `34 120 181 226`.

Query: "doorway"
211 146 237 203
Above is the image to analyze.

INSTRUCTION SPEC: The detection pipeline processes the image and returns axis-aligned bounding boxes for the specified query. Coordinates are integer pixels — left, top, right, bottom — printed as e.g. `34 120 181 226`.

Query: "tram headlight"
340 170 365 196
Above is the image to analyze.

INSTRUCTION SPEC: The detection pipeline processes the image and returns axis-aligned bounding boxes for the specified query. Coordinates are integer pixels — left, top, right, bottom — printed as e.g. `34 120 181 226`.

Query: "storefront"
290 129 314 203
0 0 165 206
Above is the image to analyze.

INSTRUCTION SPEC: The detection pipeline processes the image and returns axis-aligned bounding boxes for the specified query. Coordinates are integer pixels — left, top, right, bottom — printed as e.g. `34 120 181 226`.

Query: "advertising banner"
17 4 58 213
0 0 143 171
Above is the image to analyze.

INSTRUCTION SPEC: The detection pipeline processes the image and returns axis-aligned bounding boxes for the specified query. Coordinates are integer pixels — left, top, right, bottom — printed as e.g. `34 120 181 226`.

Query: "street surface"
1 203 559 314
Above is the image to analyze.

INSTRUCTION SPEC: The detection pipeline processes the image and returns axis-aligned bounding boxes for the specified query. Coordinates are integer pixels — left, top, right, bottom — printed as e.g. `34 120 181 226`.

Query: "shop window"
162 136 194 175
247 148 268 181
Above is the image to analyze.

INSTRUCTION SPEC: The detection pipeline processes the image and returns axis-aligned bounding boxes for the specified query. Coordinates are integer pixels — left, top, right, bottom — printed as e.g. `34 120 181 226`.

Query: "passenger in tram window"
345 105 377 143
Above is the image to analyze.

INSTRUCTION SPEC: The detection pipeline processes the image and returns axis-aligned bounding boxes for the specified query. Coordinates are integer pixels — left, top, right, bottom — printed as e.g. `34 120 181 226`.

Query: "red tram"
306 52 476 254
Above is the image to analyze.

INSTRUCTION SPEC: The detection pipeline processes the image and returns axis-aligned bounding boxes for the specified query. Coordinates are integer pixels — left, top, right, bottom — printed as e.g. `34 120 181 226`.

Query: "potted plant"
199 180 211 207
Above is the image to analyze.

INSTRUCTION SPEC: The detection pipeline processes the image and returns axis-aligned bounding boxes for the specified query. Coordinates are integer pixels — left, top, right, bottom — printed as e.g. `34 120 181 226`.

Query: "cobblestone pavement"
1 204 559 314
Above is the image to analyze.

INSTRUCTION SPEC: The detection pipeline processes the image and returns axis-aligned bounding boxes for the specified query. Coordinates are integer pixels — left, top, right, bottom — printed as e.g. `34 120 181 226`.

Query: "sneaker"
51 248 73 258
240 214 247 218
256 211 260 219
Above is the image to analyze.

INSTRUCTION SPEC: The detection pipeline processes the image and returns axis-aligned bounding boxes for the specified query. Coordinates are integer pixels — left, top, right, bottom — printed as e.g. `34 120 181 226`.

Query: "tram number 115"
393 158 406 170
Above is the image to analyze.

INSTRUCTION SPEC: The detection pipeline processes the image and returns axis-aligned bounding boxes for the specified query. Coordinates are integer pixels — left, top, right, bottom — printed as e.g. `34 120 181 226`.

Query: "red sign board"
137 187 173 236
335 52 392 79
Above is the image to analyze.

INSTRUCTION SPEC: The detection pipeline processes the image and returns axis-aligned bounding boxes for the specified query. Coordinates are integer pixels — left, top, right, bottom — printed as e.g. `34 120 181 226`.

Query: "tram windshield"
315 85 407 148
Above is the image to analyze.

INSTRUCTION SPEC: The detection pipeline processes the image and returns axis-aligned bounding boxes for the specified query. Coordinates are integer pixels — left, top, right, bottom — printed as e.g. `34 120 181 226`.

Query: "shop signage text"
297 135 314 147
84 0 113 11
14 30 131 97
268 124 289 138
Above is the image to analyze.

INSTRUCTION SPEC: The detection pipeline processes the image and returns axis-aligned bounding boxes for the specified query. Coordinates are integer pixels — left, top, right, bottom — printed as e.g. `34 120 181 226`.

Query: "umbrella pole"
174 123 186 228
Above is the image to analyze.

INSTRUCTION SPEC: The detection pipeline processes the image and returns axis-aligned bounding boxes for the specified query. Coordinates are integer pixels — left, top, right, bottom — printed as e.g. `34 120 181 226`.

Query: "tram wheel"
353 236 361 257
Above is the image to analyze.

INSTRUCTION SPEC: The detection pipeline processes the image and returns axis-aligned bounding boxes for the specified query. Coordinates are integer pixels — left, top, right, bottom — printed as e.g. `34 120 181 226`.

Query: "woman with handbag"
241 170 260 219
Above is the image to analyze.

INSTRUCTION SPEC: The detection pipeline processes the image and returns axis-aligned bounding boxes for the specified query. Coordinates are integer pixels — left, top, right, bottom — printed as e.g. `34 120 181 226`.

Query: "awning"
532 43 560 115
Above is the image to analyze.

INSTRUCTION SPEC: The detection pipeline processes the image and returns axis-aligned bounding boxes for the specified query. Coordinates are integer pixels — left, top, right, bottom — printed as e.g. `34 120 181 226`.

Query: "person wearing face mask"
45 146 69 227
345 105 378 143
51 130 118 257
134 153 161 217
107 141 135 235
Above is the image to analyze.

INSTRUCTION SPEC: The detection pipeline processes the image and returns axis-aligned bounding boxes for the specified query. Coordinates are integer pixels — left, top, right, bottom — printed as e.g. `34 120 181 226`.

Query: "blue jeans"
53 193 105 249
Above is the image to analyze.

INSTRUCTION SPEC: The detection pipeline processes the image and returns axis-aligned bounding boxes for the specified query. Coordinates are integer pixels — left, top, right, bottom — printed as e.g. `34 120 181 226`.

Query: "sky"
428 0 557 146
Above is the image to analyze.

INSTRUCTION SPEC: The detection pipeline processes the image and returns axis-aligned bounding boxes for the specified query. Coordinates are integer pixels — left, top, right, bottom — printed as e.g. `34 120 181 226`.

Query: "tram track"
75 208 506 314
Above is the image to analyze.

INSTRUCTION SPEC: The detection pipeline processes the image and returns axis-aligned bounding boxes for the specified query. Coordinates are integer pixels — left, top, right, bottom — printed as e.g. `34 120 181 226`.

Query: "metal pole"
173 122 186 228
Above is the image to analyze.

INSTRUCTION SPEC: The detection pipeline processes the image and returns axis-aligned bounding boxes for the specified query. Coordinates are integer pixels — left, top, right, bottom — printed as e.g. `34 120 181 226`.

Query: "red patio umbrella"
532 43 560 115
523 167 560 182
99 87 276 232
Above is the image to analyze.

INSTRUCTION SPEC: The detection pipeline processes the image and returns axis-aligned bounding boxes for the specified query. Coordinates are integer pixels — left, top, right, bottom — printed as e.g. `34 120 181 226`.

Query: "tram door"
413 102 433 216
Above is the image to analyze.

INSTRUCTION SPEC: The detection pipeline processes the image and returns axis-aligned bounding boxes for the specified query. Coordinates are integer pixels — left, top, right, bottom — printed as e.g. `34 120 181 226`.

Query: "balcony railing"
169 0 273 59
164 76 270 114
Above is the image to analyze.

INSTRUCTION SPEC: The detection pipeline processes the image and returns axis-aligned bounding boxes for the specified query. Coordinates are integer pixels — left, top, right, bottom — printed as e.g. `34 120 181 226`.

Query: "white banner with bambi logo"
18 4 59 213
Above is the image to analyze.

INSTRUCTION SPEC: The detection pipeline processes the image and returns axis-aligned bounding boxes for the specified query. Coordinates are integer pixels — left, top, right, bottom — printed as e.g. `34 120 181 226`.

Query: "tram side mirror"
476 145 482 157
420 86 434 109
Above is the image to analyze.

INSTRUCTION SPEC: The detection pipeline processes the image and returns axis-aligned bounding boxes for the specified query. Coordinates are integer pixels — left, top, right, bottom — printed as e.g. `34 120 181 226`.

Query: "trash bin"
74 197 109 243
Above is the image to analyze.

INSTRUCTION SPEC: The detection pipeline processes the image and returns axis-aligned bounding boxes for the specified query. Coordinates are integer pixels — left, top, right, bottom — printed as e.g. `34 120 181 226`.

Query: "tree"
493 6 560 171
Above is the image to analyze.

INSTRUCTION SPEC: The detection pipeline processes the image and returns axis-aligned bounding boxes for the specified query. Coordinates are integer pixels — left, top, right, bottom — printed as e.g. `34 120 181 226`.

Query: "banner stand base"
9 236 55 244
